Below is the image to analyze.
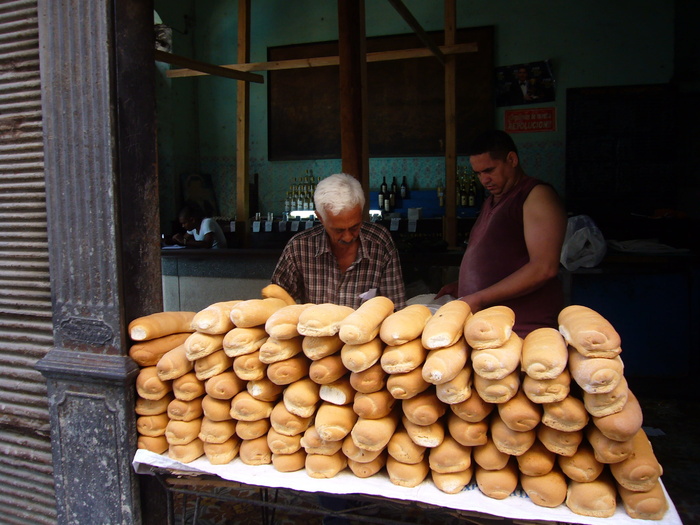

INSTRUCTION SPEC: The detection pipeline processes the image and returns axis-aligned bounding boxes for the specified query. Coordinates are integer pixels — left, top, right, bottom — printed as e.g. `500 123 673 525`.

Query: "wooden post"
443 0 457 248
337 0 369 211
237 0 251 244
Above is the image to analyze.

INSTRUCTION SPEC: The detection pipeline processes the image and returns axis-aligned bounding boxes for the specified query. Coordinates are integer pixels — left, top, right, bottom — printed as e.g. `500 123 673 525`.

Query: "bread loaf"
541 395 589 432
537 425 583 457
314 402 358 442
450 393 494 423
259 335 303 364
473 368 520 404
340 337 384 373
300 425 343 456
201 394 233 422
565 472 617 517
349 362 387 394
435 366 472 405
266 427 302 455
386 367 430 400
320 376 355 406
520 467 568 508
558 304 621 358
522 327 568 379
586 425 634 464
239 435 272 465
490 412 536 456
353 390 396 420
464 305 514 350
342 434 385 463
137 435 169 454
447 412 488 447
308 354 346 385
235 418 271 440
173 372 205 401
470 332 522 380
297 303 354 337
557 441 604 482
222 327 268 358
167 397 203 422
402 390 446 426
232 351 267 381
129 333 191 366
380 304 432 346
617 480 668 520
428 434 472 473
266 353 310 385
168 439 204 463
282 377 320 418
184 332 225 361
568 348 624 394
198 417 237 444
260 283 297 306
301 334 343 360
230 297 288 328
348 452 387 478
229 391 274 421
609 429 663 492
264 304 312 340
516 439 556 476
135 393 173 416
136 366 172 401
305 450 347 478
422 337 469 385
592 389 643 442
475 459 519 499
136 413 169 437
194 349 233 381
386 456 430 487
272 450 307 473
387 427 426 464
431 468 473 494
402 416 445 448
165 418 202 445
421 300 471 350
473 437 510 471
269 401 313 436
129 311 196 341
497 388 541 432
522 368 571 404
203 436 241 465
192 301 240 335
583 376 629 417
351 410 400 452
338 295 395 345
156 343 193 381
380 338 426 374
246 377 284 402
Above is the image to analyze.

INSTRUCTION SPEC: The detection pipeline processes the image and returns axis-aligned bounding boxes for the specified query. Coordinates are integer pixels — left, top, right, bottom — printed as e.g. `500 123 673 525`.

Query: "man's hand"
434 281 458 300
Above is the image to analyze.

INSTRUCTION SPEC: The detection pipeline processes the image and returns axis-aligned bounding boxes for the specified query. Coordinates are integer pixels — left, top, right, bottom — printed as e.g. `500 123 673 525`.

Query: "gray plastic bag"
560 215 606 271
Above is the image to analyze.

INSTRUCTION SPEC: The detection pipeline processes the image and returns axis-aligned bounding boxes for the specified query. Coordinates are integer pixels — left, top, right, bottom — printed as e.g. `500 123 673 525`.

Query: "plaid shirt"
271 222 406 310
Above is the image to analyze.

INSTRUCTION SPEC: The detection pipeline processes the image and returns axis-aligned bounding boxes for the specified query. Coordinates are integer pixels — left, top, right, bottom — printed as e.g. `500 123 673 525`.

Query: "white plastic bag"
560 215 606 271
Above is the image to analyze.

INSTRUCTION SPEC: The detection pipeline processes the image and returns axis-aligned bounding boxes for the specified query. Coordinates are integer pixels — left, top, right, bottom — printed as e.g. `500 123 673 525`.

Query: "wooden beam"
165 42 477 78
237 0 251 245
443 0 457 248
385 0 445 64
154 49 264 83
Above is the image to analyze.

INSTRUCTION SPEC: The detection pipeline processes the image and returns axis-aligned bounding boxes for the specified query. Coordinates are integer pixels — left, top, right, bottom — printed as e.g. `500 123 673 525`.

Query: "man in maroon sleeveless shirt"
437 130 566 337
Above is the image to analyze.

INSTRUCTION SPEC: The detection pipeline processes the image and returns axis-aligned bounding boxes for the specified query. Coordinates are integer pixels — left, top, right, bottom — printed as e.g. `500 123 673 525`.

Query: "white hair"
313 173 365 221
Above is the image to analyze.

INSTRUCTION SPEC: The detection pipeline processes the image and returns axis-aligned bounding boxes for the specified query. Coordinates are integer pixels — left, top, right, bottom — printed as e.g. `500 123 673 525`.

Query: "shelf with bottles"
283 169 320 215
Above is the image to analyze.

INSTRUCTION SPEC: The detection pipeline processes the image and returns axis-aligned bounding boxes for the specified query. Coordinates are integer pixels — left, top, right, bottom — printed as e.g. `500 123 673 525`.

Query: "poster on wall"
495 59 555 107
504 107 556 134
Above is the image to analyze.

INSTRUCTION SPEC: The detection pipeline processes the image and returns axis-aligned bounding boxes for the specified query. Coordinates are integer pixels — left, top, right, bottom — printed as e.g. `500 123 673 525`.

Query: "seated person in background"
271 173 405 310
172 204 228 249
436 130 566 337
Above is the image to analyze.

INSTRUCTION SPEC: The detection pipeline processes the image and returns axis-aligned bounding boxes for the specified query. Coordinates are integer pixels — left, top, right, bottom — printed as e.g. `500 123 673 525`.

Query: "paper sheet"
133 449 682 525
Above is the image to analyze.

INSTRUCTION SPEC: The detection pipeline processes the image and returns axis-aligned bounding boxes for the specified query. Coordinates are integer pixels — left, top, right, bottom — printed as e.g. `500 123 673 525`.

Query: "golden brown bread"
349 362 387 394
401 390 446 426
447 412 488 447
203 436 241 465
428 434 472 473
192 301 241 335
470 332 522 381
520 466 568 508
246 377 284 402
259 335 303 364
592 389 643 442
136 413 169 437
609 429 663 492
497 388 541 432
264 304 313 340
135 393 173 416
617 480 668 520
421 337 469 385
463 305 514 350
308 354 346 385
386 456 430 487
282 377 320 418
229 297 288 328
300 425 343 456
301 334 344 360
421 300 471 350
489 412 536 456
167 397 203 422
136 366 173 401
342 434 385 463
522 368 571 404
565 471 617 517
521 327 568 380
431 468 473 494
557 441 604 482
269 401 313 436
352 389 396 419
172 372 205 401
272 449 307 473
387 427 426 464
305 450 347 478
473 437 510 471
340 337 384 373
235 418 271 440
297 303 354 337
586 424 634 464
472 368 520 404
129 333 191 366
184 332 225 361
558 304 622 358
475 459 519 499
266 354 310 385
137 435 169 454
351 410 401 452
386 367 430 400
380 304 432 346
232 351 267 381
165 418 202 445
266 427 302 455
222 327 268 358
348 452 387 478
229 391 274 422
537 425 583 457
314 402 358 442
435 366 472 405
541 395 589 432
583 376 629 417
156 343 193 381
402 416 445 448
194 349 233 381
239 435 272 465
338 296 395 345
449 393 494 423
129 311 196 341
201 394 234 422
198 417 237 444
380 338 427 374
319 376 355 406
516 439 556 476
568 348 624 394
260 283 297 306
168 439 204 463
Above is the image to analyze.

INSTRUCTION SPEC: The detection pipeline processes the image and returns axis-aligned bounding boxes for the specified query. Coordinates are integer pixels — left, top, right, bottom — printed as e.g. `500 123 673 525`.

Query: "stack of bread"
131 292 668 521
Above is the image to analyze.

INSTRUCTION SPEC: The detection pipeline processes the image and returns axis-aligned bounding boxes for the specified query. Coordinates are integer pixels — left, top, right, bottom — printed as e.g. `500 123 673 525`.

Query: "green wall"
155 0 689 229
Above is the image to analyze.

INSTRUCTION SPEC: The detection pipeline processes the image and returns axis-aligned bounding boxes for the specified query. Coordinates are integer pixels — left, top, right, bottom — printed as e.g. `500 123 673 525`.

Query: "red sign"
504 107 556 133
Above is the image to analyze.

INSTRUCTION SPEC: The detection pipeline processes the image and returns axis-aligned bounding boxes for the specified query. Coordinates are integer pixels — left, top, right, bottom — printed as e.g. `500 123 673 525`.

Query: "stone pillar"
35 1 159 524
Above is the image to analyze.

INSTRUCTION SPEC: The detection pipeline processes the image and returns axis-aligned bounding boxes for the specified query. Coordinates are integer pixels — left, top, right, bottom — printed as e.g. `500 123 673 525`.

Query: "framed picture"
495 60 555 107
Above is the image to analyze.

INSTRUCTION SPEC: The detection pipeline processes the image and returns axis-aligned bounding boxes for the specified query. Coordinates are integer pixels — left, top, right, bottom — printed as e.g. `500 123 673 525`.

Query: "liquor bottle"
460 183 468 207
391 177 398 195
389 190 396 209
380 176 388 194
400 176 408 199
384 194 391 212
378 190 385 209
